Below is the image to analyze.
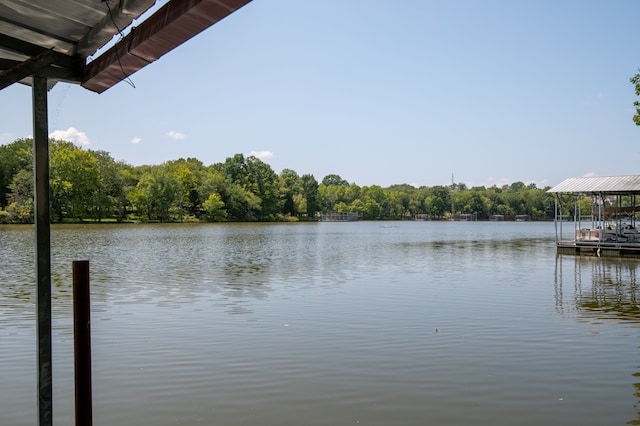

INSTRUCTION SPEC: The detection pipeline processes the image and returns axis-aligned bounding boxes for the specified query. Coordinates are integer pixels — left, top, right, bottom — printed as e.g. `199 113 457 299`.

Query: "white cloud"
480 177 511 188
131 137 142 144
247 150 274 161
0 132 13 144
49 127 90 146
583 172 598 178
474 177 551 189
529 179 550 188
167 131 186 140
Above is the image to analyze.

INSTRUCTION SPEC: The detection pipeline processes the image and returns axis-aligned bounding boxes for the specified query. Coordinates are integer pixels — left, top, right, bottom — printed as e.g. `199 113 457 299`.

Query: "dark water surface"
1 222 639 425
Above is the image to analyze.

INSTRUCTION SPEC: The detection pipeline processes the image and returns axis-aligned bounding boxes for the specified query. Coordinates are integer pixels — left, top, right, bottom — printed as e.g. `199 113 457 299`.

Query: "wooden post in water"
73 260 92 426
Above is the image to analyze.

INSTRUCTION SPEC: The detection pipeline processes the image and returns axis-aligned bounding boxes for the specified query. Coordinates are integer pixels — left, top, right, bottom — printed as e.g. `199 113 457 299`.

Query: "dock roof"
548 175 640 194
0 0 252 93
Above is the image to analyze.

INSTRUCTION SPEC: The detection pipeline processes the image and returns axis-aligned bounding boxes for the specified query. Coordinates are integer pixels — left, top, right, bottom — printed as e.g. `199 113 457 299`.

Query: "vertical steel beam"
33 75 52 426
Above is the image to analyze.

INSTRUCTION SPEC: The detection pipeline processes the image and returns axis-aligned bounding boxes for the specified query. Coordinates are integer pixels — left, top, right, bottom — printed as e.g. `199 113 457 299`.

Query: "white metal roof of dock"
548 175 640 194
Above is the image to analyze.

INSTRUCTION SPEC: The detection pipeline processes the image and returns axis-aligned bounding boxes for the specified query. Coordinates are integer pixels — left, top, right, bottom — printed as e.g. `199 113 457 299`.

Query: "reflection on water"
555 254 640 425
555 255 640 322
2 222 640 425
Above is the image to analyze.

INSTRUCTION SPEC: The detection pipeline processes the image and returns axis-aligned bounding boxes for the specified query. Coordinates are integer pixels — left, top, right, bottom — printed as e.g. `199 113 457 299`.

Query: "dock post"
73 260 92 426
33 75 52 426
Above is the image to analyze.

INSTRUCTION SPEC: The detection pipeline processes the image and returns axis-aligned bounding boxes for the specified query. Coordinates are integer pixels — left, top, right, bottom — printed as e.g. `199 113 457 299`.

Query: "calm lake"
1 221 639 425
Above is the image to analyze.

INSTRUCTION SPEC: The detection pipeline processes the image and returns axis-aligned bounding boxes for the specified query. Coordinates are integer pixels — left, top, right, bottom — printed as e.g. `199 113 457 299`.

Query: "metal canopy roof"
0 0 252 93
548 175 640 194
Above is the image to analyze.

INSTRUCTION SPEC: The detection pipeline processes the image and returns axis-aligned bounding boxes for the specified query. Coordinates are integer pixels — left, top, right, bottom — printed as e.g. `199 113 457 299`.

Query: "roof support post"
554 193 559 243
32 75 52 426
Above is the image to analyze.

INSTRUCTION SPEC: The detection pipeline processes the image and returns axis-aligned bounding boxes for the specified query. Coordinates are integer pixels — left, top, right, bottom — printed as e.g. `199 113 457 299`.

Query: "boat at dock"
548 175 640 257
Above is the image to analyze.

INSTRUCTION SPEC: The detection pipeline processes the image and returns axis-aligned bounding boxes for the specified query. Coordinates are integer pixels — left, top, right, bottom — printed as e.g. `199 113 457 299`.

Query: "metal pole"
73 260 92 426
554 194 559 243
33 75 52 426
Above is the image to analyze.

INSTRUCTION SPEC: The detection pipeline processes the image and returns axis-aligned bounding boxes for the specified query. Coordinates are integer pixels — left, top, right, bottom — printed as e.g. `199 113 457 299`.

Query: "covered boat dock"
548 175 640 257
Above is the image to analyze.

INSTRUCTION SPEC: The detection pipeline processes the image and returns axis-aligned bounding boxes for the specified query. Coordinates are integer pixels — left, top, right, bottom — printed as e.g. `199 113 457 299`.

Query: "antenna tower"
451 173 455 216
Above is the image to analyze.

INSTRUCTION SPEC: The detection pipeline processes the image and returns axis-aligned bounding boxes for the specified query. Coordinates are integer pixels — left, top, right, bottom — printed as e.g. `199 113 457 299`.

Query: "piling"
73 260 92 426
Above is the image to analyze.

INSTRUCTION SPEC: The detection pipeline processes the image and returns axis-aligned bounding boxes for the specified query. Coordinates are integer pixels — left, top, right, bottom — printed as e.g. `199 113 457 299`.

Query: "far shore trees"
0 138 555 224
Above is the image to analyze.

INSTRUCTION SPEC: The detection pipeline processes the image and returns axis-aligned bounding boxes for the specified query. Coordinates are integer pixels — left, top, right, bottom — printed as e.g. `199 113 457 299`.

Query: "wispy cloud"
248 150 274 161
0 132 13 144
480 177 511 188
131 137 142 144
49 127 90 146
167 131 186 140
478 177 550 189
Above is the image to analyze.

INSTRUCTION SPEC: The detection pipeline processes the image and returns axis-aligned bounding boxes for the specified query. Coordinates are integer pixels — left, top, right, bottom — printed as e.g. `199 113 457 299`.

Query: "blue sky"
2 0 640 188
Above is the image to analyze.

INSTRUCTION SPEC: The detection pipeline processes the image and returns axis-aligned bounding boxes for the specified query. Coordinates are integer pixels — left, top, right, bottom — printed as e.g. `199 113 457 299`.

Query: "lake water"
1 221 639 426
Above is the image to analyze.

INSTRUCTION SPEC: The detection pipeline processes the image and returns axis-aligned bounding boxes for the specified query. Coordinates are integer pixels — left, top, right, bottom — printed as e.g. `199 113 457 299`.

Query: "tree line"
0 138 557 224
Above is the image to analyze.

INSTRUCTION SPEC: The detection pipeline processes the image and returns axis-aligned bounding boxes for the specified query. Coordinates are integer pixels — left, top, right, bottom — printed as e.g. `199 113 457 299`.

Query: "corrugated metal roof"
82 0 251 93
0 0 157 88
0 0 252 92
547 175 640 194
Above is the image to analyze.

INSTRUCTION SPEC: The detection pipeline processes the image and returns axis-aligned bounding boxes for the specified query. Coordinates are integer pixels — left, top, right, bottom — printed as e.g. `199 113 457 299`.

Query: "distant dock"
548 175 640 257
320 211 358 222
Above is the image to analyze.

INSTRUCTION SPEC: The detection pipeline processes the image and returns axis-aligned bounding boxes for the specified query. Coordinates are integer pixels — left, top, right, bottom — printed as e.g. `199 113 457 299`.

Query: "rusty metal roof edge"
82 0 253 93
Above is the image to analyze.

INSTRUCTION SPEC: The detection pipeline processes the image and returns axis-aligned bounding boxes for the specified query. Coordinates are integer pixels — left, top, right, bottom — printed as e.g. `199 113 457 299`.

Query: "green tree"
217 154 280 220
426 185 450 219
0 138 32 207
245 156 280 219
202 192 226 221
293 193 307 217
166 158 206 219
386 191 405 219
202 164 242 220
387 184 423 219
322 174 349 186
362 197 381 219
349 198 366 218
6 168 33 223
343 183 362 206
114 162 138 221
631 70 640 125
89 150 123 221
131 166 179 222
301 174 320 219
467 190 490 219
279 168 302 217
127 187 150 221
199 166 227 208
49 141 99 222
215 181 261 221
219 153 247 184
363 185 387 219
